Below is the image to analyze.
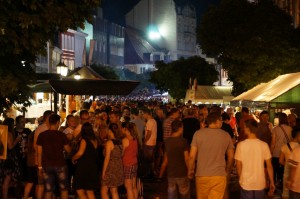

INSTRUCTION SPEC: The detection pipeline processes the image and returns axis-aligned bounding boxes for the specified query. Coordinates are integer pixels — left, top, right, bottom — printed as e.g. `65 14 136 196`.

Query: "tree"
150 56 219 100
0 0 100 113
90 64 119 80
198 0 300 95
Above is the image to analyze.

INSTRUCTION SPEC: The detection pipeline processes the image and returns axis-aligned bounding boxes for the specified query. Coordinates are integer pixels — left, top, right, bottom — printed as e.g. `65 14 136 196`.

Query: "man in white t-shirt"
141 108 157 178
235 119 275 198
287 145 300 198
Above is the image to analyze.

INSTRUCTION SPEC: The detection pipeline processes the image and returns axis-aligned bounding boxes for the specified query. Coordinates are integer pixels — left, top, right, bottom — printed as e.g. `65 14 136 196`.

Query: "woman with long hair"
101 123 124 199
1 118 22 199
121 122 139 199
72 122 99 199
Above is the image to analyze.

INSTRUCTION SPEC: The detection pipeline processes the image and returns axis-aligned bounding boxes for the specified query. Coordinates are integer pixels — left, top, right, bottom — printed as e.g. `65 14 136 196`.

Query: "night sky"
102 0 221 26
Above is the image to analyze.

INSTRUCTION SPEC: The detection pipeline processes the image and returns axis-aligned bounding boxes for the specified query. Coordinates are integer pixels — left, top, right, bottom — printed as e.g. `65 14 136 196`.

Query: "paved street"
142 172 282 199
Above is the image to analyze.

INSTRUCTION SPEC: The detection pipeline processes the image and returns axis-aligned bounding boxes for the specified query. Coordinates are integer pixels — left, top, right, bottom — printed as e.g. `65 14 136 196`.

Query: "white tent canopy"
232 72 300 102
186 86 233 104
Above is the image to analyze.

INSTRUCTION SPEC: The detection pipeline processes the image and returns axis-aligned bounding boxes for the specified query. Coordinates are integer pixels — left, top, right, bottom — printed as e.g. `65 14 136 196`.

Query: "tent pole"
54 91 58 114
50 89 53 111
66 95 69 115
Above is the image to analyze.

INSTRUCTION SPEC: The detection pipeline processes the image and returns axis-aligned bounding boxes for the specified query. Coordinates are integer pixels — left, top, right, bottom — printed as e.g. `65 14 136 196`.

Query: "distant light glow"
74 72 81 80
148 31 161 40
148 24 161 40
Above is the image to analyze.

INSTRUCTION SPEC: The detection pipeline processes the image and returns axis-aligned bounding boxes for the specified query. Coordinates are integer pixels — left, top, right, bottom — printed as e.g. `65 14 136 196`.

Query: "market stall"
231 72 300 122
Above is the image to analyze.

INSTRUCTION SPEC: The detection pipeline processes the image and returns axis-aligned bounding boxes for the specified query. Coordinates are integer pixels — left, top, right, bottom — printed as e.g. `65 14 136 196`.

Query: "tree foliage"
0 0 100 113
90 64 119 80
198 0 300 95
150 56 219 100
115 68 155 96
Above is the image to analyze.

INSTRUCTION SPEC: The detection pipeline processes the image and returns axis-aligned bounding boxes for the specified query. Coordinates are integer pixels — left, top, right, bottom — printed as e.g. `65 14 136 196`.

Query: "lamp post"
55 61 68 114
56 61 68 77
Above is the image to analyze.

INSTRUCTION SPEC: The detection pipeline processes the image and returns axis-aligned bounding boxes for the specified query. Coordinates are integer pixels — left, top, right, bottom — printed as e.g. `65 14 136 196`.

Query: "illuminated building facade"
126 0 197 62
86 8 125 67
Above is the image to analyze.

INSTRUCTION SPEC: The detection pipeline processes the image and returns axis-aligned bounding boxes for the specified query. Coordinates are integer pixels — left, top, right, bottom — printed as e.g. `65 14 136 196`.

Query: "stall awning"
29 83 53 93
185 86 233 104
232 72 300 102
49 79 139 95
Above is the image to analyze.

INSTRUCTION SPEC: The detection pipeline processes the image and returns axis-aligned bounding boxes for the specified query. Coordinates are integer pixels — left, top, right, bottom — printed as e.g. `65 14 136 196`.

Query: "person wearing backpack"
279 127 300 199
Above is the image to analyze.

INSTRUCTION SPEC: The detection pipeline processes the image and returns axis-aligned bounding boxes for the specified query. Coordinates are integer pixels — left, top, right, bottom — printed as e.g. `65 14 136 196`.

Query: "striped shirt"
288 146 300 193
271 124 292 157
163 117 175 141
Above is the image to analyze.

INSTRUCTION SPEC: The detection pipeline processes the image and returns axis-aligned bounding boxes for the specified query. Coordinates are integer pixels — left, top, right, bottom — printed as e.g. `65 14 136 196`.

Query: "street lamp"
74 72 81 80
56 61 68 77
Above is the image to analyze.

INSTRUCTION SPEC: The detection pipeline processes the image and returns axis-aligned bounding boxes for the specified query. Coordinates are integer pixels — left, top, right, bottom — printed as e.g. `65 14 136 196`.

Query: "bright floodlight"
148 24 161 40
149 31 161 40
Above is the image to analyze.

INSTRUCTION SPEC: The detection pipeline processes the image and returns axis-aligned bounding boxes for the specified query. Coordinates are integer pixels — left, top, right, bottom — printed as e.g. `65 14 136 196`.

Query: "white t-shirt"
288 146 300 193
235 139 272 190
144 118 157 146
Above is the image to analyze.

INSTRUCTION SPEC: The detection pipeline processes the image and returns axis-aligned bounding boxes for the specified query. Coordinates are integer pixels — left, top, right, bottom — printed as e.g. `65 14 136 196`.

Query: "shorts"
240 189 265 199
143 145 156 162
26 166 38 183
124 164 138 179
42 166 69 192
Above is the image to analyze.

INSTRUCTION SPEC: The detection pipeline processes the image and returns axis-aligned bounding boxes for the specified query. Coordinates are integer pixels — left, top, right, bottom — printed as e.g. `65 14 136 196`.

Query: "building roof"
124 27 161 64
68 65 105 80
232 72 300 102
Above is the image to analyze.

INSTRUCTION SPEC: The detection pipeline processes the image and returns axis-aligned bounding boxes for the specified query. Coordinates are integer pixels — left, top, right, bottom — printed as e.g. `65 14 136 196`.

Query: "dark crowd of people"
0 100 300 199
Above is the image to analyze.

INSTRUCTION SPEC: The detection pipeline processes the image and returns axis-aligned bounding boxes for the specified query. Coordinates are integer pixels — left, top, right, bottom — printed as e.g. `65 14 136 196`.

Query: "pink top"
123 139 138 166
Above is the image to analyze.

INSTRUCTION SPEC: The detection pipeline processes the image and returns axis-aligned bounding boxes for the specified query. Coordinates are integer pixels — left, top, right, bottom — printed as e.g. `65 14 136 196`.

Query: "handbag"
279 125 292 151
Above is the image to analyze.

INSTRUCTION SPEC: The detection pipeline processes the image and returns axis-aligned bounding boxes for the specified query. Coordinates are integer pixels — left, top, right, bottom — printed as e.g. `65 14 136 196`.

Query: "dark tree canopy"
90 64 119 80
198 0 300 95
150 56 219 100
0 0 100 113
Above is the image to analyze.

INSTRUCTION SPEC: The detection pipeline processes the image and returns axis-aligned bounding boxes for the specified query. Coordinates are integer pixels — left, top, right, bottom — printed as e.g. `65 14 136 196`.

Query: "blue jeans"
240 189 265 199
168 177 190 199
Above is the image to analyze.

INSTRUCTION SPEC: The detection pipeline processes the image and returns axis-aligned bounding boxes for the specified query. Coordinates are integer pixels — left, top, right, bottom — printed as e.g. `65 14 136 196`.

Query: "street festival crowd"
0 99 300 199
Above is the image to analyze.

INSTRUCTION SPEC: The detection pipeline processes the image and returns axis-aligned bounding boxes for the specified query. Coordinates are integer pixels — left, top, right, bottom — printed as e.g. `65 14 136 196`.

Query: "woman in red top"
121 122 139 199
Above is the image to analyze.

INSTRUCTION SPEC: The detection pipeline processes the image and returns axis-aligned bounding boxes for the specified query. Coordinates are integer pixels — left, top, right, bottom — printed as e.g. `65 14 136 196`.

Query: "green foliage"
90 64 119 80
150 56 219 100
198 0 300 95
0 0 100 113
115 68 155 95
